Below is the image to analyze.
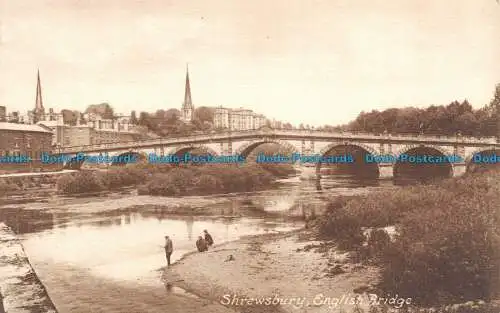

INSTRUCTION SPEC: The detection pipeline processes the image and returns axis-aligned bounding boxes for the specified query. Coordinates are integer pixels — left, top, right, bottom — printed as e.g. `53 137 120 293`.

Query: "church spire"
183 64 193 109
181 64 194 122
35 69 44 112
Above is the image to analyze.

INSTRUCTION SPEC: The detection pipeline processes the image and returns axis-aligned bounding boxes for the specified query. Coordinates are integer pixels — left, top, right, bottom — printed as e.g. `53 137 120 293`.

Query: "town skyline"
1 0 499 126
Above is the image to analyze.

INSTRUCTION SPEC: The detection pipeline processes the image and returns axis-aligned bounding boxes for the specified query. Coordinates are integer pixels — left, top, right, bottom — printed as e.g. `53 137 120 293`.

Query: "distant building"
36 114 69 147
180 65 194 123
33 109 144 147
214 107 267 131
41 113 144 147
0 122 53 172
0 106 6 122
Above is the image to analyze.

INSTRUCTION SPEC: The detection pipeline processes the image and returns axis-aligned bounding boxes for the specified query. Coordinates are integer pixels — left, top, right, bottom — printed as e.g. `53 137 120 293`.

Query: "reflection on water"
22 213 301 283
0 207 55 234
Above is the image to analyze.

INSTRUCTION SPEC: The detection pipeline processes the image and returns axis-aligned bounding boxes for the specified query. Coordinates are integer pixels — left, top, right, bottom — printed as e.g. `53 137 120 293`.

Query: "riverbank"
315 168 500 308
163 229 380 313
0 222 58 313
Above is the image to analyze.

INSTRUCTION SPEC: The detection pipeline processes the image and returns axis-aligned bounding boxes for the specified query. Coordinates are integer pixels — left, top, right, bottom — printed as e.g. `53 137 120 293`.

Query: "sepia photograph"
0 0 499 312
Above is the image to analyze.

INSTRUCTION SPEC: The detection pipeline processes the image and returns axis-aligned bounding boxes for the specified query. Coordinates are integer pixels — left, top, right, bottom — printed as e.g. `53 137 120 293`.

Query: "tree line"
331 84 500 137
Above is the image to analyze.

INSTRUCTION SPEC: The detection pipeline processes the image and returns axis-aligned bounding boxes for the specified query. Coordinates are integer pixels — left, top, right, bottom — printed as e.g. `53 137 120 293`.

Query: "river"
0 175 395 313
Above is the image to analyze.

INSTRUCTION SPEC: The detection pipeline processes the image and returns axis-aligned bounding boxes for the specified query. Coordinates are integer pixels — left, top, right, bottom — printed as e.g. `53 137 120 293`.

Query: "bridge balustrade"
56 129 498 154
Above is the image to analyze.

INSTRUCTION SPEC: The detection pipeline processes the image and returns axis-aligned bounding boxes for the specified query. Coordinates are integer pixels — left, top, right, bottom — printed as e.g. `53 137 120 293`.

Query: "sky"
0 0 499 126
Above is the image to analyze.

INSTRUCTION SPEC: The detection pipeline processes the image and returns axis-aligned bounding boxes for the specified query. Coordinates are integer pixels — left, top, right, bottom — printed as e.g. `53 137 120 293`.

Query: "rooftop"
37 120 64 127
0 122 53 133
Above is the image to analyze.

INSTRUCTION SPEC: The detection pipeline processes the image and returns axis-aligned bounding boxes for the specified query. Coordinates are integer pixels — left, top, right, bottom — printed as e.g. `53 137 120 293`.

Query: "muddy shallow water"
0 175 395 313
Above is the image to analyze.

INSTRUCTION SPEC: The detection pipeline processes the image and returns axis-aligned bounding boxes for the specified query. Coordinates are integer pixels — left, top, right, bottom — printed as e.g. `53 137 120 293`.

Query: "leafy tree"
489 84 500 138
61 109 80 126
194 106 215 124
165 109 180 122
344 87 500 137
130 111 138 124
85 103 114 119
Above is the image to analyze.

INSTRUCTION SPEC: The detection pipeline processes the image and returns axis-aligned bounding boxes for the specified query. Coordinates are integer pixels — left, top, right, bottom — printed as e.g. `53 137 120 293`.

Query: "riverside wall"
0 222 57 313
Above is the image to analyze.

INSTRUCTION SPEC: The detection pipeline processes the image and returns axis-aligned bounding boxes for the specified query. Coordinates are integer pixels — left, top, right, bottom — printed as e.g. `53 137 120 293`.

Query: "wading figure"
196 236 208 252
164 235 173 266
204 229 214 248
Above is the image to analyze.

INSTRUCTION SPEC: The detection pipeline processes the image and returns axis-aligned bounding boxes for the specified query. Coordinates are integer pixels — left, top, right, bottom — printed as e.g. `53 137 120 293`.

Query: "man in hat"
164 235 173 266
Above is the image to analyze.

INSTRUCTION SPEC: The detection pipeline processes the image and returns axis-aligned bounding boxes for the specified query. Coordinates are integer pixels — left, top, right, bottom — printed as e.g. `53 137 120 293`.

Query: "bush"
56 171 104 194
316 168 500 306
141 164 278 196
56 163 282 196
365 229 391 260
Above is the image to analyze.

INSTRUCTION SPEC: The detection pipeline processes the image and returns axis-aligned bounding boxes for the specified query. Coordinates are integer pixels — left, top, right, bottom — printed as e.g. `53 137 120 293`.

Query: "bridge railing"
56 129 499 154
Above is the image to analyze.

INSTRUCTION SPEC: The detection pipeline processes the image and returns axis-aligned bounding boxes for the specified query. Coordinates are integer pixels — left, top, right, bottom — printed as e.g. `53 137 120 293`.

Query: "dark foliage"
317 168 500 306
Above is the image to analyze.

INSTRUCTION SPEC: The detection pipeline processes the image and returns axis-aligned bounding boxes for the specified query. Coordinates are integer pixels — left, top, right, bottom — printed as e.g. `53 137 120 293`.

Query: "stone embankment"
0 223 58 313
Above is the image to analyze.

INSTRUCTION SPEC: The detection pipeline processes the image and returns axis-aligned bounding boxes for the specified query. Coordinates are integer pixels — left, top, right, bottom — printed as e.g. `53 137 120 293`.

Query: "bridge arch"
316 142 380 179
393 144 455 181
464 148 500 173
318 142 378 158
392 144 454 160
234 139 300 159
170 145 219 158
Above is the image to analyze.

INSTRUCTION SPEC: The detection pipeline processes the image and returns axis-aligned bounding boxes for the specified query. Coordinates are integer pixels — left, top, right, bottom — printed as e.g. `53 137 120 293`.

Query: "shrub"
141 164 278 196
56 171 104 194
317 168 500 306
362 229 391 262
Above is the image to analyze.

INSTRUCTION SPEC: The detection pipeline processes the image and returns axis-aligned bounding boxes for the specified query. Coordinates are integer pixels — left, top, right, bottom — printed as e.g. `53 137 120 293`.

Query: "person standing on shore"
164 235 173 266
204 229 214 248
196 236 208 252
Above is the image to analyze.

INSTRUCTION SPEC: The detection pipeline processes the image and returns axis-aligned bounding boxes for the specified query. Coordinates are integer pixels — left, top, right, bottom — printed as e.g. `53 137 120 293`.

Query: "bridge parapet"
56 129 499 154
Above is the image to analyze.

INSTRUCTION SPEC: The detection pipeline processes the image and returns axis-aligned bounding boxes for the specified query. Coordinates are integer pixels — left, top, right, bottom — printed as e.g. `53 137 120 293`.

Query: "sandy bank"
0 223 58 313
163 229 380 313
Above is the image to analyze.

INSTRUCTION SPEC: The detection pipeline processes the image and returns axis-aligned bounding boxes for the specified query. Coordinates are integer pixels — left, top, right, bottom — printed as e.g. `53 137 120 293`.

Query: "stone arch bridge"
55 129 500 179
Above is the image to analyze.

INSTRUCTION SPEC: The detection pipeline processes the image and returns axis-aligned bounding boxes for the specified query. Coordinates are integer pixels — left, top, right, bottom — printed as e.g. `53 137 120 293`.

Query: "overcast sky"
0 0 499 126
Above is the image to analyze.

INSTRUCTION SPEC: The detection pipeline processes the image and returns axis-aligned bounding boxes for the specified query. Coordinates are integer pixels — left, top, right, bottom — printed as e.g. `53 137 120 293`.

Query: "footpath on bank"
0 222 58 313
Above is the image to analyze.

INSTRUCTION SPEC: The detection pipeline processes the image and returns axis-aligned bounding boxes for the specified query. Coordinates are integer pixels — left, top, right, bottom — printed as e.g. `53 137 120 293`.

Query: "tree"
130 111 138 124
489 84 500 138
454 112 478 136
61 109 80 126
194 106 215 124
9 112 19 123
165 109 180 122
85 103 114 119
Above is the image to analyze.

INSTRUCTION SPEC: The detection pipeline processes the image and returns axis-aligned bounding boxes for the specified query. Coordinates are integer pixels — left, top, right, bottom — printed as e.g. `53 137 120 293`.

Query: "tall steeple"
181 64 194 122
33 69 45 123
35 69 44 112
183 64 193 109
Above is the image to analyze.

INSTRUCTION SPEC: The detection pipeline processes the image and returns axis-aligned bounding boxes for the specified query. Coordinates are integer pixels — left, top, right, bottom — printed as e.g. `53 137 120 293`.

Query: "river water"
0 175 395 313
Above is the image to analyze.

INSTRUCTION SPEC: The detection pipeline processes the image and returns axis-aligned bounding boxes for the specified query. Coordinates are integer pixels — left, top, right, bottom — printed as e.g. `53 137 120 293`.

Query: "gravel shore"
163 229 380 313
